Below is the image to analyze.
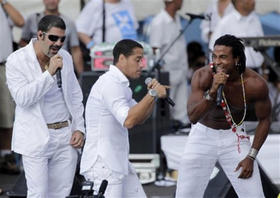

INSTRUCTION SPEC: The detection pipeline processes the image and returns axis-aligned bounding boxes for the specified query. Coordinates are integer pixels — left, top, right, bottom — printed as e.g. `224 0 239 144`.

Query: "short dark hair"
113 39 143 64
38 15 66 33
214 34 246 74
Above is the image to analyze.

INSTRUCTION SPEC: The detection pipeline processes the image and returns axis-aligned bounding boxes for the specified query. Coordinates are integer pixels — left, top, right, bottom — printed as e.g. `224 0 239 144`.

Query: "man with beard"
176 34 270 198
6 15 85 198
19 0 84 77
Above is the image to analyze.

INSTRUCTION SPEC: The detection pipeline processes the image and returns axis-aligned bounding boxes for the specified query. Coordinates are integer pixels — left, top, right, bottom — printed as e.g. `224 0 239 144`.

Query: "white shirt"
200 0 234 43
209 9 264 68
6 39 85 157
149 9 188 72
76 0 138 45
80 65 137 175
42 81 70 124
0 6 13 62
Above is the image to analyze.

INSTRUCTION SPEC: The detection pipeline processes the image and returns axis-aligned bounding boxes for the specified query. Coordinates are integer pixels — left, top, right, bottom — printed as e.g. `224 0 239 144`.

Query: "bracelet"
247 148 258 160
246 155 255 161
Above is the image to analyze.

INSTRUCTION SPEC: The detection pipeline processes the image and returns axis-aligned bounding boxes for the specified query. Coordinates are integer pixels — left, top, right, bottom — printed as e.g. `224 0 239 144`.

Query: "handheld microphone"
216 84 224 106
56 68 62 88
97 180 108 198
145 77 175 107
185 13 211 21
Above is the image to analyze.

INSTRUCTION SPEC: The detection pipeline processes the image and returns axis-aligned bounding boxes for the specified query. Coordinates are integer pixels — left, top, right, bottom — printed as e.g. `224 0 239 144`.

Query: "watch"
148 89 157 98
205 91 214 101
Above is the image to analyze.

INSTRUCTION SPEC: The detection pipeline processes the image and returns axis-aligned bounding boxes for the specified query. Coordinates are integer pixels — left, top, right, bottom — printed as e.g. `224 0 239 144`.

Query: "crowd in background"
0 0 279 196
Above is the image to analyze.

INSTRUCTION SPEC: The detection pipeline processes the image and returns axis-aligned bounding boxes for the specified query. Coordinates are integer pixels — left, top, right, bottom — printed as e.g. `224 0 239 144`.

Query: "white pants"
176 123 265 198
22 126 78 198
83 157 146 198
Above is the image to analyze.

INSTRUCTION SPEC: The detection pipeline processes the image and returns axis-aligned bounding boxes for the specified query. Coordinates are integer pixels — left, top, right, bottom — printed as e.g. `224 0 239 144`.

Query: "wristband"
247 148 258 160
1 0 8 6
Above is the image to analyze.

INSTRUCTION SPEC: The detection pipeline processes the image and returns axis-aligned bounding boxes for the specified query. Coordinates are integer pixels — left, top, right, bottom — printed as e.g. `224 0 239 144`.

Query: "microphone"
97 180 108 198
216 84 224 106
56 68 62 88
185 13 210 21
145 77 175 107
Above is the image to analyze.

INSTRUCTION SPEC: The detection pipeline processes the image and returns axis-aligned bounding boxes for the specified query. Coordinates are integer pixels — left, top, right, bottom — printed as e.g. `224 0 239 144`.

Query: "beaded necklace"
220 74 249 153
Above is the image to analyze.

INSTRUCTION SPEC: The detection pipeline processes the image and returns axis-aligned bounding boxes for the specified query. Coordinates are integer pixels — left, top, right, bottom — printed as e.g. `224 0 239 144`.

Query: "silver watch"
205 91 214 101
148 89 157 98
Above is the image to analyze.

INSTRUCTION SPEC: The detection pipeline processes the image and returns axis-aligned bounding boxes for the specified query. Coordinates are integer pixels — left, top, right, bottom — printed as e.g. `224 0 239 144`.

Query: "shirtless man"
176 34 270 198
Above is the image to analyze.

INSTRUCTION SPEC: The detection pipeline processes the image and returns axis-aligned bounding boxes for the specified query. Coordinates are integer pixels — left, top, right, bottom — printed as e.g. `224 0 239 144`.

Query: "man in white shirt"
149 0 189 129
80 39 168 198
19 0 84 77
209 0 264 71
0 0 24 175
76 0 138 49
6 15 85 198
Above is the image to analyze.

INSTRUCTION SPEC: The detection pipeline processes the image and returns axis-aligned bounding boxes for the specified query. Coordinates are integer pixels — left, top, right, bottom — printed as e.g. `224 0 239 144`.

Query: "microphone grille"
145 77 152 85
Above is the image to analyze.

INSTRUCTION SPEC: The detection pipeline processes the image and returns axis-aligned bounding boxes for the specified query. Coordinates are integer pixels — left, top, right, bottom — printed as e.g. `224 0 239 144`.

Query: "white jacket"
6 40 85 157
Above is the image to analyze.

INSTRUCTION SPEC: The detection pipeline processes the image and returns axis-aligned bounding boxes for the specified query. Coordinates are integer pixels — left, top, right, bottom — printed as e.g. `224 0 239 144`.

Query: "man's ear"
37 31 44 39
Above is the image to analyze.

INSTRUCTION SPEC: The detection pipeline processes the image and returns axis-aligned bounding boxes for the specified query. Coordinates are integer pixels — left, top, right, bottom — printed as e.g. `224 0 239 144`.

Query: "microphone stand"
147 16 195 181
148 17 195 76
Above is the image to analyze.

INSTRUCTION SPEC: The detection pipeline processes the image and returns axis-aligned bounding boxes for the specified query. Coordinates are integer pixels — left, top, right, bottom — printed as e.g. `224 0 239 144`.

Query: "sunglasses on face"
43 32 66 43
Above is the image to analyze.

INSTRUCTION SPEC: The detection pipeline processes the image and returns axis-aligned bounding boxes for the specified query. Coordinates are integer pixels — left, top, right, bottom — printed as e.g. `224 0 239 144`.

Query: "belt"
47 121 69 129
0 61 6 65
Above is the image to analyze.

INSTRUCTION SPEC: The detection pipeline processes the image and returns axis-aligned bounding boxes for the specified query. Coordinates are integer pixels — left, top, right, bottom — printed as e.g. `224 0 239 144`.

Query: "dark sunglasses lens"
48 35 59 42
60 36 66 42
48 35 66 42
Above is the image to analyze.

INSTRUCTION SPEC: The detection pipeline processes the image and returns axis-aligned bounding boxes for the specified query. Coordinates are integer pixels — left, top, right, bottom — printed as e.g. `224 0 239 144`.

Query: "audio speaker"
79 71 171 154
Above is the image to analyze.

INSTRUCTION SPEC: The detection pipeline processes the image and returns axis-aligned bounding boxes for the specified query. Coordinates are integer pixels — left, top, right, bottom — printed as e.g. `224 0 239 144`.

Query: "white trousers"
83 157 146 198
176 123 265 198
22 126 78 198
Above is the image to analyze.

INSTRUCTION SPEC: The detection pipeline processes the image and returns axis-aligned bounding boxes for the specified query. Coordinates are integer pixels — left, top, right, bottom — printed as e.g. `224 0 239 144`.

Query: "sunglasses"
43 32 66 43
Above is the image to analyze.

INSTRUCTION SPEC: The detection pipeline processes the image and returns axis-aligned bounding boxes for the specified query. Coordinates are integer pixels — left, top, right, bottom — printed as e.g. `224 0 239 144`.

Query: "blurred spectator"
200 0 233 43
267 47 280 121
19 0 84 76
209 0 264 72
76 0 138 49
186 41 207 96
0 0 24 175
149 0 190 129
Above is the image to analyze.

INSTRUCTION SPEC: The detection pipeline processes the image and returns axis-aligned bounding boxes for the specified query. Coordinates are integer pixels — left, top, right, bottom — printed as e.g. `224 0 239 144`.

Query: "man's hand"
146 78 167 98
48 54 63 76
70 130 84 148
235 157 254 179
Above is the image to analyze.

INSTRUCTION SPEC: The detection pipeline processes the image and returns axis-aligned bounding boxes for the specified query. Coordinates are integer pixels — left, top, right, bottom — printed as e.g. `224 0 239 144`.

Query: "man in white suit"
6 15 85 198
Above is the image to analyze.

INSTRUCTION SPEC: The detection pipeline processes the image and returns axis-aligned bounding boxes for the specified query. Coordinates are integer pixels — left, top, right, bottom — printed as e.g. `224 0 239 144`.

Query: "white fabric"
209 9 264 68
0 6 13 62
6 39 85 157
175 122 265 198
76 0 138 45
42 81 70 124
83 157 146 198
22 126 78 198
80 65 137 176
149 9 189 124
200 0 234 43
